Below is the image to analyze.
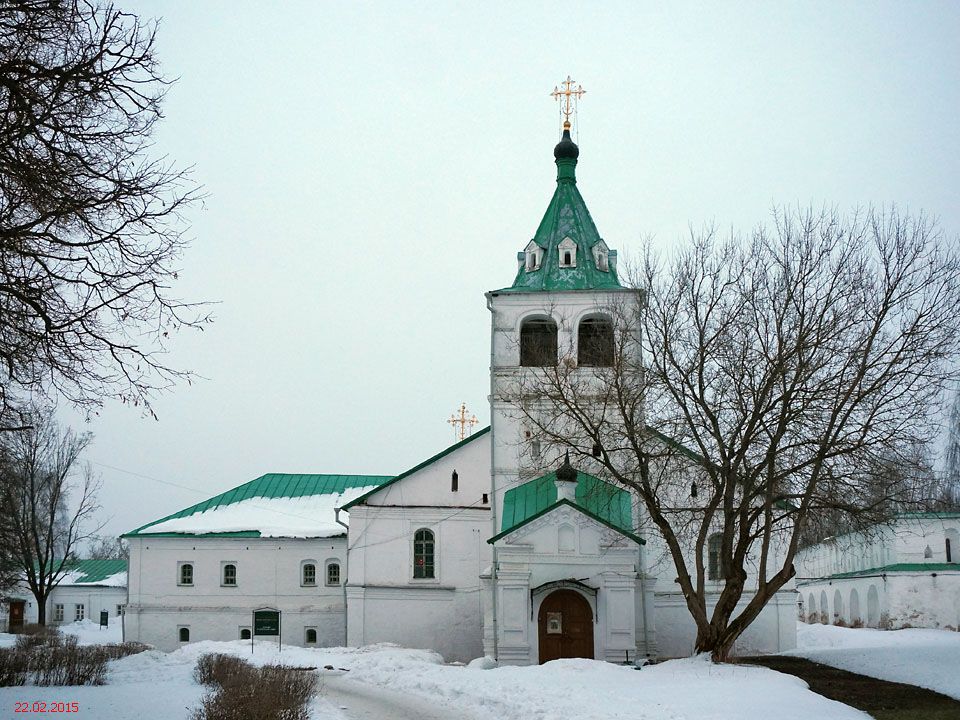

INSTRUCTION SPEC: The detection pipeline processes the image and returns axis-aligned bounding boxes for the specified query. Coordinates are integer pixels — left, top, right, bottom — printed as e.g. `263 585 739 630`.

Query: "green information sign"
253 610 280 636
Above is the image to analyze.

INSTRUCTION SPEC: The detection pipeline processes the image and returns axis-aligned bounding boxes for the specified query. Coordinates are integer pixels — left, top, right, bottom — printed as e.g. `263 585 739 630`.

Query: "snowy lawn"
786 621 960 701
0 624 873 720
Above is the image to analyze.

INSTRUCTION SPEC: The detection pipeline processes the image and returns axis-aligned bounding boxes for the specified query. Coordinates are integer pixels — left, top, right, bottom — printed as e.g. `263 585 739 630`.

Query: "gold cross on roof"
551 75 585 130
447 402 479 442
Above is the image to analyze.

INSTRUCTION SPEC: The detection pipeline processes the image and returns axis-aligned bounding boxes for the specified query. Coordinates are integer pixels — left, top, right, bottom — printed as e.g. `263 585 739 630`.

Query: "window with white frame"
302 561 317 586
326 562 341 586
116 604 125 616
524 240 542 272
178 562 193 586
413 528 435 579
707 533 725 581
74 604 85 621
593 240 610 272
558 237 577 268
54 604 64 622
222 563 237 586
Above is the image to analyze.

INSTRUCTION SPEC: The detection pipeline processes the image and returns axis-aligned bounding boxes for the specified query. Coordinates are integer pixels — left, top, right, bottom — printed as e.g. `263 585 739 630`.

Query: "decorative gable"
593 240 609 272
524 240 543 272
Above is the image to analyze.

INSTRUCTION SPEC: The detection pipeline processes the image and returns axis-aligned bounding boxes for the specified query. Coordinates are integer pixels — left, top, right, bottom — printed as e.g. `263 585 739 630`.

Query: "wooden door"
8 600 25 632
537 589 594 663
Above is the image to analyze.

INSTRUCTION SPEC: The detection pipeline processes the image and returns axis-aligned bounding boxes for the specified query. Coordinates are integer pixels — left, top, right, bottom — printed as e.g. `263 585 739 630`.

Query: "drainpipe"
486 293 499 662
335 507 350 642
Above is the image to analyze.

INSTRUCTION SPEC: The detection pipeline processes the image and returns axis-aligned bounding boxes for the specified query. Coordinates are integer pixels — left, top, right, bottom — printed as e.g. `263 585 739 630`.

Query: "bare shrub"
193 653 250 687
850 618 864 629
190 657 317 720
0 633 145 686
833 616 848 628
0 647 28 686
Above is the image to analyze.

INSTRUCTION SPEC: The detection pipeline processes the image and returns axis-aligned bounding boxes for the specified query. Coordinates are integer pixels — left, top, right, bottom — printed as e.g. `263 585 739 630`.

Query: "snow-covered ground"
0 624 870 720
787 621 960 701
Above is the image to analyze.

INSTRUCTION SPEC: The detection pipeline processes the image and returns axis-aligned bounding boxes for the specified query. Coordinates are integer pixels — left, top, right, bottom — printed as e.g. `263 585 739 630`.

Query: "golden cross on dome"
447 402 479 441
550 75 586 130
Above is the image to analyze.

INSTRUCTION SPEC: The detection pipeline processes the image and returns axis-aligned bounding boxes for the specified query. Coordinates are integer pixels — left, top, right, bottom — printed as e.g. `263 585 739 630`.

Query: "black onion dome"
553 128 579 160
556 451 578 483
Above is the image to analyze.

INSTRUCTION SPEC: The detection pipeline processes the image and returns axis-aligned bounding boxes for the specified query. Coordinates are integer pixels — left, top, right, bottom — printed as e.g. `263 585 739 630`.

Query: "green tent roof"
124 472 393 538
496 133 624 294
491 470 642 544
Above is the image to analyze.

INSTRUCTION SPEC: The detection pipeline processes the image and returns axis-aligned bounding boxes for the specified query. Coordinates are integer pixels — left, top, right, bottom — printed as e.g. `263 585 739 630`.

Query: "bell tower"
485 79 643 531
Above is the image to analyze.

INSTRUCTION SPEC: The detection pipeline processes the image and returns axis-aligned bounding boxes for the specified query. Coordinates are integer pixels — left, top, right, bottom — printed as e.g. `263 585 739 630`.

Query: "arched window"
707 533 724 581
451 469 458 492
302 562 316 586
520 318 557 367
558 237 577 268
240 628 251 640
577 317 614 367
413 528 435 579
178 563 193 586
305 628 317 644
326 562 341 586
222 564 237 586
179 627 190 642
946 530 959 563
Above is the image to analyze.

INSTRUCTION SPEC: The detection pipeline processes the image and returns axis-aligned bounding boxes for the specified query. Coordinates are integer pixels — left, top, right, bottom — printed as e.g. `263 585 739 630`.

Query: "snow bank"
143 485 377 537
170 640 868 720
787 622 960 700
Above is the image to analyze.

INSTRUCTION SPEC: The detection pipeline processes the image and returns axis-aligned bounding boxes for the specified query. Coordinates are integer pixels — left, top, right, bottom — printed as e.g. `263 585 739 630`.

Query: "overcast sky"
59 1 960 540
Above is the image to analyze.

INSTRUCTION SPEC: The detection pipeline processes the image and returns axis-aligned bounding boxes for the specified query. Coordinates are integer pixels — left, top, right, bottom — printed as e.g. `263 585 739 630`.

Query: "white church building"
122 124 797 662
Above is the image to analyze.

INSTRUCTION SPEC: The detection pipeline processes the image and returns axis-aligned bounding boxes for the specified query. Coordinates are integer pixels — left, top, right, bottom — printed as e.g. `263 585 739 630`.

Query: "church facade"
122 127 797 662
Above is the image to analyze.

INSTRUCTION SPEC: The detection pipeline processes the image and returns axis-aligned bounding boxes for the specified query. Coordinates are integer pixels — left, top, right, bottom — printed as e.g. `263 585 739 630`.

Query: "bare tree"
86 533 127 560
510 207 960 660
0 407 102 624
0 0 208 424
945 385 960 507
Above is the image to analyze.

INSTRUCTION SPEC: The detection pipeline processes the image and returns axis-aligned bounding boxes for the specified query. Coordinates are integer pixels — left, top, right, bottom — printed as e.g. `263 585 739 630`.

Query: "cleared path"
321 673 479 720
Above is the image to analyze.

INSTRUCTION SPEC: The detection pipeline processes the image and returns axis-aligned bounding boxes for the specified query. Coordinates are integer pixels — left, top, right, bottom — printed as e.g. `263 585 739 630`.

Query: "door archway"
537 589 594 663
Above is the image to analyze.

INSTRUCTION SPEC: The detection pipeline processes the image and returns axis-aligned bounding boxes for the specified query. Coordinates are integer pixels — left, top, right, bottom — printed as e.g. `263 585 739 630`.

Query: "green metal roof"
497 137 623 294
492 470 641 544
60 559 127 584
124 473 393 538
342 428 490 511
799 563 960 583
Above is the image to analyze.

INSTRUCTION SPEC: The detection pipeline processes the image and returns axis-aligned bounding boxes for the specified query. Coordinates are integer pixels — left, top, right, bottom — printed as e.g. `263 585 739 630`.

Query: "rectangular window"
326 563 340 586
302 563 316 586
117 604 125 616
74 604 85 621
54 604 64 622
178 562 193 586
222 563 237 586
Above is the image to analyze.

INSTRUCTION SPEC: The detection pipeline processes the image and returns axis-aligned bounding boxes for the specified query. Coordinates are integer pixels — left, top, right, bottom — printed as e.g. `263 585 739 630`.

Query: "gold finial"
550 75 586 131
447 402 479 442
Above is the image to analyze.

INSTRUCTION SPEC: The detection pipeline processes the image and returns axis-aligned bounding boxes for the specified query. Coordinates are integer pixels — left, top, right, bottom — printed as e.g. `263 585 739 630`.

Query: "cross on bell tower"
550 75 586 132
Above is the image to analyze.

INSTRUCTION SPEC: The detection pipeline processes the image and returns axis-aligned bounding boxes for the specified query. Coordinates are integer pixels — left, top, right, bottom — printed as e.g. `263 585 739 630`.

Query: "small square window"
305 627 317 644
179 626 190 643
240 628 251 640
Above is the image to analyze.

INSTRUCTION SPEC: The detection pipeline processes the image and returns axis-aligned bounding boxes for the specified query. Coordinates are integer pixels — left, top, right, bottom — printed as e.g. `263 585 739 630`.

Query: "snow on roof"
55 559 127 587
132 479 388 538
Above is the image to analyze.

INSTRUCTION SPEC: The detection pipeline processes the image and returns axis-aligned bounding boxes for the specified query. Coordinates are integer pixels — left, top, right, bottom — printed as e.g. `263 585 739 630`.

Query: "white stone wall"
795 515 960 579
798 571 960 629
125 535 348 651
26 586 128 628
346 502 491 663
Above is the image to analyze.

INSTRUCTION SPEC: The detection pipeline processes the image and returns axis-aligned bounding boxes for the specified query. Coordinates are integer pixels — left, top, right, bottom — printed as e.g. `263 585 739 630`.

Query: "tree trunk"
35 593 47 626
